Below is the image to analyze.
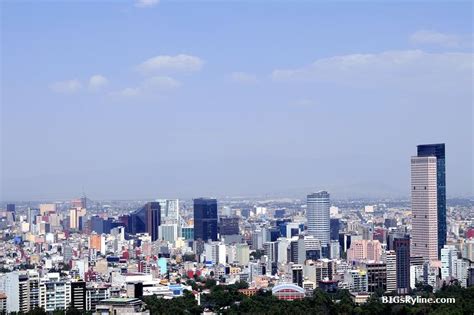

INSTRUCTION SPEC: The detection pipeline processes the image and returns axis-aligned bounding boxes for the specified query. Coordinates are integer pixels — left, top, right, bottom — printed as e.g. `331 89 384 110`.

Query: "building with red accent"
271 283 305 301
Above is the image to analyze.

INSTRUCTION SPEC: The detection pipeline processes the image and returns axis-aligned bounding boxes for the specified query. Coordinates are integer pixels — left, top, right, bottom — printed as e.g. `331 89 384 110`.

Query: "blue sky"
1 1 472 200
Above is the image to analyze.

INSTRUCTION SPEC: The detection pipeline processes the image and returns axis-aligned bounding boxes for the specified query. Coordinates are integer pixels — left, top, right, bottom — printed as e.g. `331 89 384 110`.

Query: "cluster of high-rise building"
0 142 473 313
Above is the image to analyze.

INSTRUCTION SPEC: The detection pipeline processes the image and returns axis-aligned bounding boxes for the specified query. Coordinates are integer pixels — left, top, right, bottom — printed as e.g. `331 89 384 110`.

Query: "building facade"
411 155 438 261
307 191 330 253
193 198 218 242
417 143 446 257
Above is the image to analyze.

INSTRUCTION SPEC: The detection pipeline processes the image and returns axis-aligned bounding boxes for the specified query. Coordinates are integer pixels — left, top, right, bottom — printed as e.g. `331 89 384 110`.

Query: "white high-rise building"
441 245 458 280
204 242 226 265
411 156 438 261
385 250 397 293
307 191 330 249
236 244 249 266
277 238 290 263
157 199 180 225
0 270 39 313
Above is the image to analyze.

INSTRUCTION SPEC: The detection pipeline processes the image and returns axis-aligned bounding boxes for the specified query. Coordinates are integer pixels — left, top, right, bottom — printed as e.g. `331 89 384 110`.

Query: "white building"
345 269 368 293
157 199 180 225
0 270 39 313
411 156 438 261
385 250 397 293
204 242 226 265
159 224 179 243
277 238 290 263
236 243 250 266
39 274 71 312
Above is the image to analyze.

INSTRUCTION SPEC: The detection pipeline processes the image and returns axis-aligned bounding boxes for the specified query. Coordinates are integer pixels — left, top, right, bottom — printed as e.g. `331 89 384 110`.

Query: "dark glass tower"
417 143 446 257
394 236 410 295
330 218 340 240
194 198 218 242
129 202 161 241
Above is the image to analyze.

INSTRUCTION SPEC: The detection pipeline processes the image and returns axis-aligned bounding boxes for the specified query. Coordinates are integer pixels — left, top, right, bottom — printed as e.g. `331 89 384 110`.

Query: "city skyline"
1 1 472 201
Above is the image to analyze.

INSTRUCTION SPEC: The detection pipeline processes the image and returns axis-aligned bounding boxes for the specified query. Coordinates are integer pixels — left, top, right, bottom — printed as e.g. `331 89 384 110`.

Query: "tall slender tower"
417 143 446 257
307 191 330 253
411 155 438 261
194 198 218 242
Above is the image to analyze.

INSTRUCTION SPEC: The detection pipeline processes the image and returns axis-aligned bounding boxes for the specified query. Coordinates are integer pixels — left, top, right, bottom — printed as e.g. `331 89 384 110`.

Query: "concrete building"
385 250 397 293
347 240 382 262
411 156 438 261
236 244 250 266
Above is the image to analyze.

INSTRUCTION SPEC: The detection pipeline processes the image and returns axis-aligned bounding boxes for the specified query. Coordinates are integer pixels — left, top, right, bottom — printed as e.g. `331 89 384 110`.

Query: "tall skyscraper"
417 143 446 257
129 202 161 241
394 236 410 295
145 202 161 241
307 191 330 251
157 199 179 225
193 198 218 242
411 155 438 261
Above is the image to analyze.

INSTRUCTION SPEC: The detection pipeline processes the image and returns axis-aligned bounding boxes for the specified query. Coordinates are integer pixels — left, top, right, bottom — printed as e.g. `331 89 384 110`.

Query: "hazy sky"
1 1 473 201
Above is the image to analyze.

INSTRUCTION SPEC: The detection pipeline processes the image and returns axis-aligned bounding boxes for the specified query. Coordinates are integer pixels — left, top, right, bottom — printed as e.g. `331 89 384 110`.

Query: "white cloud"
410 30 461 47
49 79 82 93
112 76 180 97
88 75 108 90
137 54 204 74
231 72 259 84
144 76 181 89
117 87 141 97
271 50 472 87
135 0 159 8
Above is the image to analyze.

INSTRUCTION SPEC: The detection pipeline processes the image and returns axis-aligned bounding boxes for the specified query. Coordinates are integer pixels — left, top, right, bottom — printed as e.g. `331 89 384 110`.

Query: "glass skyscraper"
394 236 410 295
307 191 330 251
417 143 446 257
129 202 161 241
193 198 218 242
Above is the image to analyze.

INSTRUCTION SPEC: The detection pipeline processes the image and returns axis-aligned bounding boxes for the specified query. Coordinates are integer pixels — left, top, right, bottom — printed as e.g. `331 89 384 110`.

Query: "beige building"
411 156 438 261
347 240 382 262
39 203 56 216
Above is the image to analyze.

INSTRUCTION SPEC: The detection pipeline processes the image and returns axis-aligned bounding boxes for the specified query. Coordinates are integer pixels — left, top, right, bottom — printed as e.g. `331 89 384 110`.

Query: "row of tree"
143 283 474 315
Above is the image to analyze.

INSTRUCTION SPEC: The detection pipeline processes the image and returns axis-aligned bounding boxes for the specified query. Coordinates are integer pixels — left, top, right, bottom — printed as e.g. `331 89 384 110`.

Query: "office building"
129 202 161 241
236 243 250 266
417 143 446 256
181 226 194 240
204 242 226 265
0 270 39 313
157 199 179 225
411 155 438 261
345 269 368 293
292 264 304 287
394 237 410 295
86 285 110 312
366 263 387 293
347 240 382 262
307 191 330 254
70 281 86 311
330 218 340 241
193 198 218 242
219 216 240 236
385 250 397 293
159 224 179 243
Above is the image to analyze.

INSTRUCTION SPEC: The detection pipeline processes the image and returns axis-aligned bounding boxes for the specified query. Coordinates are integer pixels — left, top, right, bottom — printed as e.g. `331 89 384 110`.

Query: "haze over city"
1 1 473 201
